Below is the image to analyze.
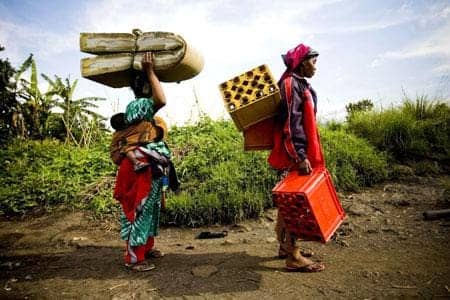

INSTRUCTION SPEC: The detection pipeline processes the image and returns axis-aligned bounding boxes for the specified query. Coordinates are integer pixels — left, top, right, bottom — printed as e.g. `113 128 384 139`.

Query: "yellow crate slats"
218 64 281 131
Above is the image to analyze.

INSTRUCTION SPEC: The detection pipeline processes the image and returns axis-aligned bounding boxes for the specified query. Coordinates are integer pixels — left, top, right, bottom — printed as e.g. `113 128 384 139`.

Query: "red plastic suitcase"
272 168 346 243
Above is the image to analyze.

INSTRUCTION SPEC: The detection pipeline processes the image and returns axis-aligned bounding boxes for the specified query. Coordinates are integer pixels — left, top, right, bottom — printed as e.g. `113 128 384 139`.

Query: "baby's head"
110 113 127 131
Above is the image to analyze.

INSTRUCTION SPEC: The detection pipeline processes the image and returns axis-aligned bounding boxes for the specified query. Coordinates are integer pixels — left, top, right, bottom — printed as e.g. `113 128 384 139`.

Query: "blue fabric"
125 97 155 124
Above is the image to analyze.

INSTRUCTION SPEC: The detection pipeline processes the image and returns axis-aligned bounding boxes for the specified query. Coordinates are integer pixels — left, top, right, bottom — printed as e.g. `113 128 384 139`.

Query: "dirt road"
1 175 449 299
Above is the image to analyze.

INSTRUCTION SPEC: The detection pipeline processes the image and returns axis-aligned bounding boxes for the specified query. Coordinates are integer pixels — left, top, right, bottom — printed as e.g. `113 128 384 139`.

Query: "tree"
345 99 374 121
14 54 55 139
0 46 23 143
346 99 374 114
43 74 106 146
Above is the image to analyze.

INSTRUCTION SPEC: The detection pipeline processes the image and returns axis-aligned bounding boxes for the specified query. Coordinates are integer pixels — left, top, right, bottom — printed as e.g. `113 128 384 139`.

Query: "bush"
320 127 389 191
1 117 390 225
164 117 278 225
0 138 115 214
162 117 389 224
347 98 450 164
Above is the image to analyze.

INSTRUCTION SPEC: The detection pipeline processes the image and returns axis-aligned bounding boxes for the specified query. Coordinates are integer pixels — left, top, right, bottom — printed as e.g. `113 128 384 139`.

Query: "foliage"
163 117 278 225
345 99 374 120
0 139 115 214
320 127 388 191
162 117 388 225
0 46 21 143
1 51 107 146
14 54 56 139
347 97 450 164
42 74 107 146
0 117 391 224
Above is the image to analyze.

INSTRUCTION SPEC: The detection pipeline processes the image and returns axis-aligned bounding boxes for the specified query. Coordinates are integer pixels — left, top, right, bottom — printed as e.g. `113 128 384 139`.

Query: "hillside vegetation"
3 97 448 225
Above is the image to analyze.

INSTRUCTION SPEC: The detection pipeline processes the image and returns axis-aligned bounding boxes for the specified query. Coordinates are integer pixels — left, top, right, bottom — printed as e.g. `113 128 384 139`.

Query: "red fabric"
268 77 295 170
124 237 155 264
303 89 325 168
268 76 325 170
280 43 311 82
113 156 152 222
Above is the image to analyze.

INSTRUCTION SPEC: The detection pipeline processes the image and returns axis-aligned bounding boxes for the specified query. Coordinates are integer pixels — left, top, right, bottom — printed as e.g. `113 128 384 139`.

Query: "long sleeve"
279 77 308 162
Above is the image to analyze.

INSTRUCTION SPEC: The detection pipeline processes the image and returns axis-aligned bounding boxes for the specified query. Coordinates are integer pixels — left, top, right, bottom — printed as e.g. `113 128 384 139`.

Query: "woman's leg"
275 210 294 256
276 211 324 272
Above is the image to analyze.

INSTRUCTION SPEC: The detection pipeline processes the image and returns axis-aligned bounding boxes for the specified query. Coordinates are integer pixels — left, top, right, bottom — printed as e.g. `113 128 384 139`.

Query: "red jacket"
268 74 324 170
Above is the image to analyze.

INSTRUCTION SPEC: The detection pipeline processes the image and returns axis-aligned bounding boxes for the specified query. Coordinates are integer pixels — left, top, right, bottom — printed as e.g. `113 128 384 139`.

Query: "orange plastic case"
272 168 346 243
243 117 275 151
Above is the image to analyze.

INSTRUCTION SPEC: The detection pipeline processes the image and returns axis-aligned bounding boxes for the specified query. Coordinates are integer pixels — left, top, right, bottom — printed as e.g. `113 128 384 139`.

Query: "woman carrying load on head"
268 43 326 272
113 51 177 272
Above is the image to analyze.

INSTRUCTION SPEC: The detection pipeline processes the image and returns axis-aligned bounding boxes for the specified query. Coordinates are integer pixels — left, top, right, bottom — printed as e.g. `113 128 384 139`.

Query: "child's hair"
110 113 127 131
130 70 152 98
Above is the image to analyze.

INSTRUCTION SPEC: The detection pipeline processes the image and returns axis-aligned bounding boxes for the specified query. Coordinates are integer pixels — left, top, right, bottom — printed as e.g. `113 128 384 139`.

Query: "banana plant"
42 74 106 146
14 54 55 139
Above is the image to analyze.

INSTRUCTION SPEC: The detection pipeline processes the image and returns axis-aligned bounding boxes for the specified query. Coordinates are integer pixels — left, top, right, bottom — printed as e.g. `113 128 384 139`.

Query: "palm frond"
14 54 33 81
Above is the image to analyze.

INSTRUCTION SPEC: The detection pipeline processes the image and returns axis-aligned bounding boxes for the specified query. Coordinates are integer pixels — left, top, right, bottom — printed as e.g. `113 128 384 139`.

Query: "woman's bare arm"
142 52 166 111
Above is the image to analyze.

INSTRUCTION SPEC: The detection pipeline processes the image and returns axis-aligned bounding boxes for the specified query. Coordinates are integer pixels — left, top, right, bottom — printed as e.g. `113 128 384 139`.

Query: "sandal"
286 261 325 273
125 262 155 272
145 249 165 259
134 161 150 172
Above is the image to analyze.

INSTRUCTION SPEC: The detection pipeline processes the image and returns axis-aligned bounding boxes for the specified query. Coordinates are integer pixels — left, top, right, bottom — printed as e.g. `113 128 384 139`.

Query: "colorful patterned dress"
114 97 170 264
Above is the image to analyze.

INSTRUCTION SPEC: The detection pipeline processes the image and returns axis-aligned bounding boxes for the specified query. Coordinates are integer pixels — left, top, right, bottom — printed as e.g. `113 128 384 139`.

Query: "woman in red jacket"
268 43 325 272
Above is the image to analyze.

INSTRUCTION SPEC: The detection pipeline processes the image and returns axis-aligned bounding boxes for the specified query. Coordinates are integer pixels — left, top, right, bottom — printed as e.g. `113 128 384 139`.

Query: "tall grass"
164 117 278 225
320 127 388 191
1 117 389 224
347 97 449 163
163 117 388 225
0 138 115 214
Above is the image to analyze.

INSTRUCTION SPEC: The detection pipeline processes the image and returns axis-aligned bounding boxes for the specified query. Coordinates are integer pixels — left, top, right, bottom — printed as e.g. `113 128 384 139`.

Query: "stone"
69 236 94 248
221 239 236 246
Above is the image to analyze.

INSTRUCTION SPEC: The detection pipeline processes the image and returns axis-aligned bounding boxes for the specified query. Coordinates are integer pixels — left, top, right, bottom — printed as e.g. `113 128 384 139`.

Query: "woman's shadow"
0 245 282 297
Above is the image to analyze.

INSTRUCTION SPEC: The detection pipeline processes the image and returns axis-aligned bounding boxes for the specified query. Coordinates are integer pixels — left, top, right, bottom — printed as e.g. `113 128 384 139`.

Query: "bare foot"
286 255 325 272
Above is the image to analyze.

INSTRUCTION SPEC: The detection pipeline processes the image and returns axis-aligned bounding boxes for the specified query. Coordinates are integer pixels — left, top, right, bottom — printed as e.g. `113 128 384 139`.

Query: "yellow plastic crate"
219 64 281 131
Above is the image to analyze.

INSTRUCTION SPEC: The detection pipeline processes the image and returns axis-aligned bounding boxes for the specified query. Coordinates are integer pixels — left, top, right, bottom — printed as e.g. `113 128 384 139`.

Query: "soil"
1 175 449 300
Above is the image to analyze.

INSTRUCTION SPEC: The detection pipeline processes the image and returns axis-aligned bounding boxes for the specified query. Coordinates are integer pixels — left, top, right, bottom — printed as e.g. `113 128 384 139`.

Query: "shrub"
164 117 278 225
320 127 389 191
1 117 390 225
0 139 115 214
347 97 450 163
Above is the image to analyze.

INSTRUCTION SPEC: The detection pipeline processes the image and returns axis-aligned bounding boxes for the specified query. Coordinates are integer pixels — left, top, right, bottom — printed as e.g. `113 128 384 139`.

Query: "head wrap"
279 43 319 82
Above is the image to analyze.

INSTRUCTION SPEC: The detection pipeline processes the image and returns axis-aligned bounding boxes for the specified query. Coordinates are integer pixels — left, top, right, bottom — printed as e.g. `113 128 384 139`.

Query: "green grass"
347 97 449 164
0 138 115 214
0 115 400 224
320 127 388 191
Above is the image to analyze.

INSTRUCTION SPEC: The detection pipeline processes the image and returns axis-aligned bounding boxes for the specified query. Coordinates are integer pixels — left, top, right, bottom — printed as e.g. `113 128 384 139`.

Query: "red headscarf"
268 43 324 171
279 43 318 82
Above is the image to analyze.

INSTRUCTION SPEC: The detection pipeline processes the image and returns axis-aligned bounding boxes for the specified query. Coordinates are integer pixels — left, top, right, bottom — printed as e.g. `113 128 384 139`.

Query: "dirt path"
1 175 449 299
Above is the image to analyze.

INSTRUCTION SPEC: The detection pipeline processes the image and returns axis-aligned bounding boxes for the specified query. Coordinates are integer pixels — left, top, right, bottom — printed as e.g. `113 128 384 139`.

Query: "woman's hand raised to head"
142 51 166 111
142 52 154 73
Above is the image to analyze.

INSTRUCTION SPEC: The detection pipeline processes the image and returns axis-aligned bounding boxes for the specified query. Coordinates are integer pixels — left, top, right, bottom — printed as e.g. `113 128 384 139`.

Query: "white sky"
1 0 449 127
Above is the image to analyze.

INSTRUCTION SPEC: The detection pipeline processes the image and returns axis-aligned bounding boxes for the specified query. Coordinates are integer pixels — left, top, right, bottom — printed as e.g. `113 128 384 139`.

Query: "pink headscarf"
279 43 318 82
